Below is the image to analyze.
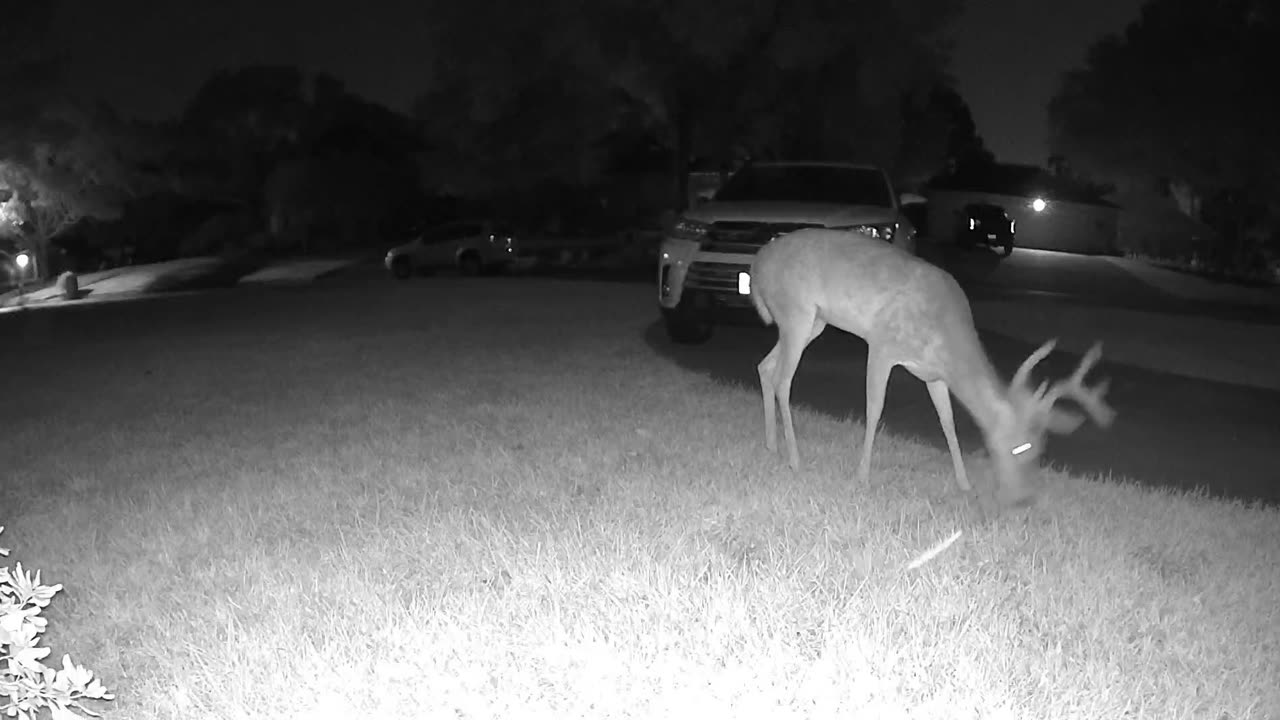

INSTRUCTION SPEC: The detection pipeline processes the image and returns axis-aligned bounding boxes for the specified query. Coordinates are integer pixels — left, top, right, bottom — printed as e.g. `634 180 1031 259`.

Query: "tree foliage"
1048 0 1279 211
410 0 621 195
0 102 149 277
413 0 962 202
170 65 314 205
0 0 64 150
900 83 995 187
253 78 426 250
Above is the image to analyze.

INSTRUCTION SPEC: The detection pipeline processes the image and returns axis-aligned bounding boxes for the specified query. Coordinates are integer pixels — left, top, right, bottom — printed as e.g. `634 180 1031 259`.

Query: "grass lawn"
1 278 1276 719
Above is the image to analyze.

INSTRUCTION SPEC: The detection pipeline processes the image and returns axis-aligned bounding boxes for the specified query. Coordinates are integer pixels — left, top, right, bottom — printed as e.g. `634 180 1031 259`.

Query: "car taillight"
855 223 896 242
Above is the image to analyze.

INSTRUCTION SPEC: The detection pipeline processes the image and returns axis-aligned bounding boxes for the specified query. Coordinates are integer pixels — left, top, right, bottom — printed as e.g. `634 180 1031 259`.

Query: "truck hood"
683 201 899 226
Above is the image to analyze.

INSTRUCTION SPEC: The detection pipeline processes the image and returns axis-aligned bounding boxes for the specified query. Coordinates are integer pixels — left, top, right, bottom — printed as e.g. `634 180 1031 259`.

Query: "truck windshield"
715 165 893 207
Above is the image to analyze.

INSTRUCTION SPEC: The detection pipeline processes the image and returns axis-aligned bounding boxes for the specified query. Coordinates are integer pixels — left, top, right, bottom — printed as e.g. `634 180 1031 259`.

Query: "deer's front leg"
926 379 971 491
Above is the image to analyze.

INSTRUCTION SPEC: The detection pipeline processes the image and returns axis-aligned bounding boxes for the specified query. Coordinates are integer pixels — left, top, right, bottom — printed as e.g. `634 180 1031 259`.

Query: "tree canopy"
0 0 63 150
412 0 963 200
0 102 153 276
1048 0 1279 206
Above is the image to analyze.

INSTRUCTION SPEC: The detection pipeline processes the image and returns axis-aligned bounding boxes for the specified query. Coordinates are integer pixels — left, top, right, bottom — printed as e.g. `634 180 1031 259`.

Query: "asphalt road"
926 242 1280 323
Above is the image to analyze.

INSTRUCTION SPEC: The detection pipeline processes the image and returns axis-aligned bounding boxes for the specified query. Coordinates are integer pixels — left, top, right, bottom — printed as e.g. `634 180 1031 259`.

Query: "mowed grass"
1 277 1277 720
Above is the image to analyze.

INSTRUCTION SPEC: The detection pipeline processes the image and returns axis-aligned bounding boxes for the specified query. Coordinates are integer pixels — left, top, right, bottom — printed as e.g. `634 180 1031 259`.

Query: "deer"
749 228 1116 504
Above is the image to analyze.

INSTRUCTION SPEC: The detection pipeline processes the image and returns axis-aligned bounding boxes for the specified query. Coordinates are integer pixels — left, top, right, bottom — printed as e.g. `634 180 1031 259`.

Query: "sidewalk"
236 257 362 284
1103 255 1280 309
967 254 1280 391
0 256 363 309
0 257 226 308
971 300 1280 391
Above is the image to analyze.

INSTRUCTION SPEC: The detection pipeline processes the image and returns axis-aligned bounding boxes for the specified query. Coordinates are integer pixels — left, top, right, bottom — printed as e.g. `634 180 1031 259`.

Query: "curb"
1102 256 1280 309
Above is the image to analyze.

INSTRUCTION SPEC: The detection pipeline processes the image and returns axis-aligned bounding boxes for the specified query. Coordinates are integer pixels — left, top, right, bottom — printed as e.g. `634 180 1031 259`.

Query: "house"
925 163 1120 254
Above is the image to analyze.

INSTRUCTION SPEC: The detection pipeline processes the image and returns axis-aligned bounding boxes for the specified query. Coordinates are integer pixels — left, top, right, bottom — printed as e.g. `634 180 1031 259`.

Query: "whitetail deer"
750 229 1115 504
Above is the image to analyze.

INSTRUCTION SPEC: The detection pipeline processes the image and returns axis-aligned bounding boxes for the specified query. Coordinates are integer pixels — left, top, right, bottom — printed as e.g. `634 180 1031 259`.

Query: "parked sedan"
957 202 1015 256
384 219 521 278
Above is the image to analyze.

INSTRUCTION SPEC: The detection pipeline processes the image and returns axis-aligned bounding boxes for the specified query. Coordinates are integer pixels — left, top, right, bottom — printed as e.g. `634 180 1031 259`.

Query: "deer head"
986 339 1117 503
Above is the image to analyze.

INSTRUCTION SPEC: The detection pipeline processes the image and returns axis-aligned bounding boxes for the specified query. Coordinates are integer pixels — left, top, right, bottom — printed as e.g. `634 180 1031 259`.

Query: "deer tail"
749 263 773 326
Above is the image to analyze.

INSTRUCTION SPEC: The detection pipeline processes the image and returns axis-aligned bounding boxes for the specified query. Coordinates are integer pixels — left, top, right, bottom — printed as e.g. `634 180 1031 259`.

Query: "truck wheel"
662 307 714 344
391 256 413 279
459 252 483 276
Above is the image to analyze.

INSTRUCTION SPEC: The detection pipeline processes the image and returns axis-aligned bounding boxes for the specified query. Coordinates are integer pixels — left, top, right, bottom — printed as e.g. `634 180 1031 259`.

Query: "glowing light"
738 272 751 295
1031 198 1047 212
14 252 30 270
1011 442 1032 456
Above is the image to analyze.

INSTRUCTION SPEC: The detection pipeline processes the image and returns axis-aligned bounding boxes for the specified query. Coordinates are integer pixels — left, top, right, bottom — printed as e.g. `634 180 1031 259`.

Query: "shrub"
1 526 113 720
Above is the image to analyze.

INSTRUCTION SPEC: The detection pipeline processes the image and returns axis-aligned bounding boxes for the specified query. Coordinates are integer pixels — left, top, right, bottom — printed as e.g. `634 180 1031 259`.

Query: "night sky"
60 0 1145 167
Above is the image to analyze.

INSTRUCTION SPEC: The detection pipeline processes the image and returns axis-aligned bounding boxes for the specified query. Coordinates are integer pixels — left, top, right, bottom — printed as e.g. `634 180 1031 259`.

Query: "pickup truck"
657 161 922 343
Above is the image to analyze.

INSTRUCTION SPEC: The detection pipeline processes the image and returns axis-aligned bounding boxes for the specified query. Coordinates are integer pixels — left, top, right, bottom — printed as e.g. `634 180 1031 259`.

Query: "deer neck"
948 347 1014 438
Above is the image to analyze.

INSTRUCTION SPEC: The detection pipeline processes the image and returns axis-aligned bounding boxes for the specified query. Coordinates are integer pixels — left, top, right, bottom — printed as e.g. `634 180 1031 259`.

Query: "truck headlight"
670 218 710 242
852 223 896 242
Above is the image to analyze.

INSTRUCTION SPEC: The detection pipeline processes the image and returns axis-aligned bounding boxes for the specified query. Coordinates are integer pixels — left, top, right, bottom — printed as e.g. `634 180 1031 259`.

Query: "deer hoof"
997 483 1037 508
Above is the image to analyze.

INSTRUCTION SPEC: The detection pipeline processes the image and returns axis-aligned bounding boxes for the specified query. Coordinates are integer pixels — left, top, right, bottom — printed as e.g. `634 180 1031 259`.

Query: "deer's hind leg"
758 343 782 454
857 345 895 484
760 311 826 469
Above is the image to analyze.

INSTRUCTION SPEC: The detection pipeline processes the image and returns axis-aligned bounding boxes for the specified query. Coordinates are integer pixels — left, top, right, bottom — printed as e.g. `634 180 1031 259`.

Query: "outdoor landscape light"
15 251 30 269
1032 197 1047 212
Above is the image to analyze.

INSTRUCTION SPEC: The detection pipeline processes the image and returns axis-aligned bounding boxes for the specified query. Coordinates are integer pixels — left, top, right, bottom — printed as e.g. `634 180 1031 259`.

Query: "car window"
421 223 455 244
423 222 482 243
453 223 483 239
715 165 893 207
967 205 1007 219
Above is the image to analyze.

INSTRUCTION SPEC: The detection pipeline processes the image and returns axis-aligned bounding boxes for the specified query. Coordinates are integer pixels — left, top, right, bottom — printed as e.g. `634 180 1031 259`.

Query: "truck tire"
662 306 714 344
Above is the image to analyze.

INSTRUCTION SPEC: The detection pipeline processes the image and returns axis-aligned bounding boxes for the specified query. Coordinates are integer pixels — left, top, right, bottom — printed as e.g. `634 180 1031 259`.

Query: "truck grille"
685 260 746 293
701 222 822 254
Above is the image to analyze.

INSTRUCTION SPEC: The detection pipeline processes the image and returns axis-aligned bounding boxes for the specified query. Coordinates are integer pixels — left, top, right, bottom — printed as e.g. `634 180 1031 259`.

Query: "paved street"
926 242 1280 323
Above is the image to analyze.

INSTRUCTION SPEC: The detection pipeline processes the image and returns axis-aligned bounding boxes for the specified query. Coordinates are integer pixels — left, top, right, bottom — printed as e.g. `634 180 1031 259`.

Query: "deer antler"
1011 338 1058 391
1031 342 1116 428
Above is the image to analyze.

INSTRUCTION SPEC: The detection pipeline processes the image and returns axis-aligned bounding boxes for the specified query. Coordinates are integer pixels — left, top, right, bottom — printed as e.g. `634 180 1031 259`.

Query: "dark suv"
957 203 1015 256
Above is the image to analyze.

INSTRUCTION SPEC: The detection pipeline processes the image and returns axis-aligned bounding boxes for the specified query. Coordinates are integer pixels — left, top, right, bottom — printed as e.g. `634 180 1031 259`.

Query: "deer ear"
1046 408 1085 435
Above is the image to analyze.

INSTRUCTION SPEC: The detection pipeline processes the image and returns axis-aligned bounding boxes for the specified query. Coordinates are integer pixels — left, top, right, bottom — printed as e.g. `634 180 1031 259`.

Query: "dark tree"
177 65 311 202
899 83 996 188
0 0 64 152
932 85 995 174
0 102 150 277
265 80 426 251
1048 0 1279 267
413 0 961 206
